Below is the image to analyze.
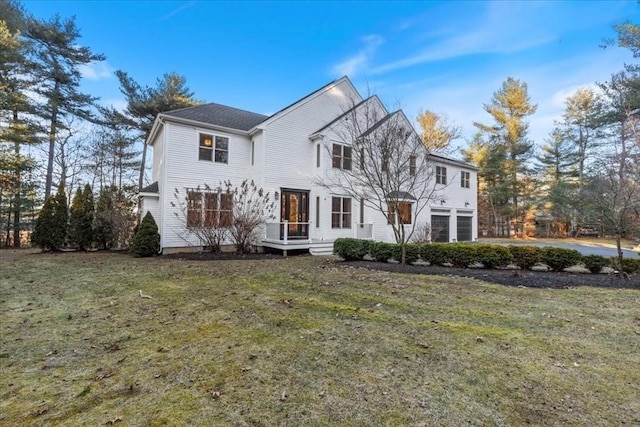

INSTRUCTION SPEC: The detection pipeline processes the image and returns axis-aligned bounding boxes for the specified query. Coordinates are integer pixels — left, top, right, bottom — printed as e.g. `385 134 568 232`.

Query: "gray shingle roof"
163 103 268 131
140 181 158 193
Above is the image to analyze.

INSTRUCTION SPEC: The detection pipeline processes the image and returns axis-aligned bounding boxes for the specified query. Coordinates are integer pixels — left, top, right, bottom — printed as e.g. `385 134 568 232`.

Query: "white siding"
160 122 256 248
261 80 362 194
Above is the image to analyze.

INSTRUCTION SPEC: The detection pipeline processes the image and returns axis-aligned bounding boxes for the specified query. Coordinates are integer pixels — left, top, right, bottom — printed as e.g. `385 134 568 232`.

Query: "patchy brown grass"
1 251 639 426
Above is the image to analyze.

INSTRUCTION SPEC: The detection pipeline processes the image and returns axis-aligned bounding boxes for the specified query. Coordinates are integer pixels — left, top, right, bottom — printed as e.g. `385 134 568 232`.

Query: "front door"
281 189 309 239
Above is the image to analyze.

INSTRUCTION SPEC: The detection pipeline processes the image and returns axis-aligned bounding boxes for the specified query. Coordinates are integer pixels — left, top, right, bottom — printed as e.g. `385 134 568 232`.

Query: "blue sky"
23 0 637 155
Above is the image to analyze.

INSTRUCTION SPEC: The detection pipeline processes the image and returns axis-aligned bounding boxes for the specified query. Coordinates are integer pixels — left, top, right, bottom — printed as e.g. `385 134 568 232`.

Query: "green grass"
1 251 639 426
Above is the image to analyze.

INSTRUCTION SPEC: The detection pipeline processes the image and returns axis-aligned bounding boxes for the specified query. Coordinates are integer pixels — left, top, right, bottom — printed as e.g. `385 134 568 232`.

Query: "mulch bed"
343 261 640 289
163 251 640 289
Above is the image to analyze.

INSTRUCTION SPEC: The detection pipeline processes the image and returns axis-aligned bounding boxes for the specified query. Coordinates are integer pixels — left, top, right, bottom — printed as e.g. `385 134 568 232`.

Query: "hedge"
540 247 582 272
508 245 541 270
476 244 513 269
581 255 609 274
334 238 370 261
369 242 395 263
390 243 420 264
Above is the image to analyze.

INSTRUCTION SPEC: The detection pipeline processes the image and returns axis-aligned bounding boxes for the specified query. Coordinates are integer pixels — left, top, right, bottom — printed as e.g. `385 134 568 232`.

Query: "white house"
140 76 478 254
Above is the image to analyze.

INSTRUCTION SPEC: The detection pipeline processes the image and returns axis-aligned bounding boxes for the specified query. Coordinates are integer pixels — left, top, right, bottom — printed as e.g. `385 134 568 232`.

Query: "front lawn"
1 252 638 425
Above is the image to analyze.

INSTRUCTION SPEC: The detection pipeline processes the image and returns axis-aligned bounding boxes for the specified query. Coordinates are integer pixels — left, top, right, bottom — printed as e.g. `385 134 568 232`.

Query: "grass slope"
1 252 639 426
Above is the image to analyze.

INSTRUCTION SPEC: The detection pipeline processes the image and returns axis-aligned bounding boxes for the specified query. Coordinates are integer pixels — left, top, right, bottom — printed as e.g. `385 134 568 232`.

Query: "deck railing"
265 221 312 244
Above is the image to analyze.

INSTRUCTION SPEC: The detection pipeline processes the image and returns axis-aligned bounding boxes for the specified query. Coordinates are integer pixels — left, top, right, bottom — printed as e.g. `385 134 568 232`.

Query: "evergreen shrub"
508 245 541 270
540 247 582 272
130 212 160 257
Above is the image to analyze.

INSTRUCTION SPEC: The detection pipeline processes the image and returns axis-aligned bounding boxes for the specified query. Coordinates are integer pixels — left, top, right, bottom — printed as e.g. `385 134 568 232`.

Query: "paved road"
501 241 640 259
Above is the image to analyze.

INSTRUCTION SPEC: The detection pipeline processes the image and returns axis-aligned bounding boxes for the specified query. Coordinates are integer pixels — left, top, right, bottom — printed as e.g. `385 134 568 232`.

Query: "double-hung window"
436 165 447 185
331 197 352 228
461 171 470 188
187 190 232 228
332 143 352 170
409 156 417 176
199 134 229 163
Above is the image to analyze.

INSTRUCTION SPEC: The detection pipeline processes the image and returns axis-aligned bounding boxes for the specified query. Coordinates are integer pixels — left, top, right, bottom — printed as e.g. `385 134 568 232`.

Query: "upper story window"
387 202 412 225
332 143 352 170
409 156 417 176
461 171 471 188
331 196 352 228
436 165 447 185
187 190 232 228
199 134 229 163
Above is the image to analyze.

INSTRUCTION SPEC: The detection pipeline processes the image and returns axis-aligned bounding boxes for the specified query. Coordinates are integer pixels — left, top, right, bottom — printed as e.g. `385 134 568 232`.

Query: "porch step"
309 241 335 256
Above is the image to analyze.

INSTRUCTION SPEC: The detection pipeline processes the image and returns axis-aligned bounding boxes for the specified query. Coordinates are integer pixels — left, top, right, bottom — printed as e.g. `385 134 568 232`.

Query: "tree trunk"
45 99 59 198
12 110 21 248
138 141 147 191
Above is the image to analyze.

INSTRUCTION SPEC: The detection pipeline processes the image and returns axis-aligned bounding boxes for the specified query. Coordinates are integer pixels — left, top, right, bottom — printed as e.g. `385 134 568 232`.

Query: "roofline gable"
249 76 361 133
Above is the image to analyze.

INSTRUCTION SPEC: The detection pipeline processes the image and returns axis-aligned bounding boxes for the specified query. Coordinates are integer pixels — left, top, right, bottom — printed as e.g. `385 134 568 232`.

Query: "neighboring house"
140 76 478 254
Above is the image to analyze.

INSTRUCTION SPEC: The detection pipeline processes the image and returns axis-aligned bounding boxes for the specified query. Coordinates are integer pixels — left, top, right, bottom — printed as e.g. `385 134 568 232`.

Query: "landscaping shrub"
334 238 369 261
540 247 582 272
508 245 541 270
419 243 450 266
581 255 609 274
613 257 640 274
369 242 395 263
390 243 420 264
449 243 479 268
476 244 513 269
130 212 160 257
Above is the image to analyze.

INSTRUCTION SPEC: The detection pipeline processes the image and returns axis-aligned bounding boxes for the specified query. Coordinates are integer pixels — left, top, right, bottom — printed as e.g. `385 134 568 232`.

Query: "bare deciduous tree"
317 96 444 264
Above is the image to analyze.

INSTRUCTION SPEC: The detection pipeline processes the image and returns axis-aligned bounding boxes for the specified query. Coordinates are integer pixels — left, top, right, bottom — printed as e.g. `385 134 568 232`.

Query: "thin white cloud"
332 35 384 77
79 61 113 81
160 1 197 21
373 3 557 75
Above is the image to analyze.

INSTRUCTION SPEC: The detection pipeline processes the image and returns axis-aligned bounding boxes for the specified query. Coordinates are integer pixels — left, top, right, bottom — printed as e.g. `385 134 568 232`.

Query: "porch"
262 221 374 255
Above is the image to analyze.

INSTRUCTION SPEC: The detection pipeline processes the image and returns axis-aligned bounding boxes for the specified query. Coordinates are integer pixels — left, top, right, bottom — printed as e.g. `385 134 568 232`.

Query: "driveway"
485 240 640 259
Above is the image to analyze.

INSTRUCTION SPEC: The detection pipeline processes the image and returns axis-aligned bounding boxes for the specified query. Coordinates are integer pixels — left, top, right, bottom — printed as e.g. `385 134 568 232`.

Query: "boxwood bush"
581 254 609 274
613 257 640 274
333 238 370 261
540 247 582 272
476 244 513 269
369 242 395 263
419 243 451 266
449 243 479 268
390 243 420 264
508 245 541 270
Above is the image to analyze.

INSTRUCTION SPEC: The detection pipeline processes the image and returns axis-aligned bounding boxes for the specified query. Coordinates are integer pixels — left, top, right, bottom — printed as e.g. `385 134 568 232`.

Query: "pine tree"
26 14 105 198
130 211 160 257
473 77 538 236
101 71 199 190
0 2 41 247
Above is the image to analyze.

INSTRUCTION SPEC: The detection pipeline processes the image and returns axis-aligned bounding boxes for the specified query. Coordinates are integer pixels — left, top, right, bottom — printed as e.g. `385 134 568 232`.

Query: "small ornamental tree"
32 184 68 251
130 211 160 257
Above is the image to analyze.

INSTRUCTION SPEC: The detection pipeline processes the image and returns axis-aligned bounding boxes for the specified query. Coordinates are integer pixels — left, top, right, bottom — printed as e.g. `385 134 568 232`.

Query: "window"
409 156 417 176
331 197 351 228
381 153 389 172
315 196 320 228
316 144 321 168
387 202 412 225
461 171 470 188
332 143 352 170
199 134 229 163
187 190 232 228
436 165 447 185
251 141 255 166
